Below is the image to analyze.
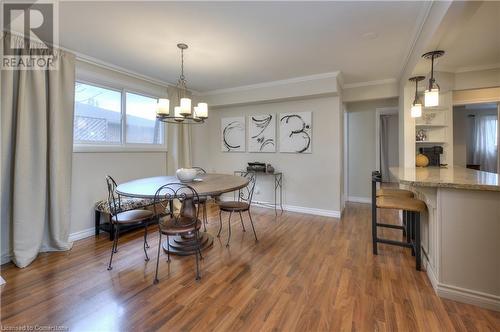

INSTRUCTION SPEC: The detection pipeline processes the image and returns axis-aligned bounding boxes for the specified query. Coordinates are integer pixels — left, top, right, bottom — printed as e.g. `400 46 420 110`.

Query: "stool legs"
372 196 378 255
410 212 415 256
415 213 421 271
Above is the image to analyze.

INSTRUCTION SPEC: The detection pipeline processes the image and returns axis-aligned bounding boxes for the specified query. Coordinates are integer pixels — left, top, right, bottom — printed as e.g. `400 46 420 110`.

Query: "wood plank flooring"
1 202 499 331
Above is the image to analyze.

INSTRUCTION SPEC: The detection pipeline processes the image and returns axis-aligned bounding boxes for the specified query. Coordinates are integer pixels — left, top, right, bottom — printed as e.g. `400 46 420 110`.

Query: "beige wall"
346 98 398 199
70 61 169 238
192 96 343 214
70 152 167 235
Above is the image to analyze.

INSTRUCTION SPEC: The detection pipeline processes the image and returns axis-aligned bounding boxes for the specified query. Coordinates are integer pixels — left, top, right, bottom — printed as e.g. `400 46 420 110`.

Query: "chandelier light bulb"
156 98 170 115
196 103 208 119
180 98 191 115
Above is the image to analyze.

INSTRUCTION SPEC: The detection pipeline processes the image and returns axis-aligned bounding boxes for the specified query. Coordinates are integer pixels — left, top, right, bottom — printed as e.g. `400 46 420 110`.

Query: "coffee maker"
419 146 443 166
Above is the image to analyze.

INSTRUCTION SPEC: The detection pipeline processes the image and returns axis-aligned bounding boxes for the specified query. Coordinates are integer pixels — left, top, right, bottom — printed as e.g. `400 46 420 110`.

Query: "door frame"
375 107 399 173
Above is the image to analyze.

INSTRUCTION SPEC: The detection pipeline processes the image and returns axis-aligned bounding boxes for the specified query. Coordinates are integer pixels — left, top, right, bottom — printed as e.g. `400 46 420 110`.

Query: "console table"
235 171 283 214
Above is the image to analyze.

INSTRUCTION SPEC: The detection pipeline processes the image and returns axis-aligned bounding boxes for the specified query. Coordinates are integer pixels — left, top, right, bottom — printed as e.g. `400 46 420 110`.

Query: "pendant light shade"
424 88 439 107
422 50 445 107
411 104 422 118
409 76 425 118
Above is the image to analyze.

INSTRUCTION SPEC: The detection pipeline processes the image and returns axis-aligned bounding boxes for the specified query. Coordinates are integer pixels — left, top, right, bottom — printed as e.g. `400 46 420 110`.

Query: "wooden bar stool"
371 171 414 237
373 195 426 270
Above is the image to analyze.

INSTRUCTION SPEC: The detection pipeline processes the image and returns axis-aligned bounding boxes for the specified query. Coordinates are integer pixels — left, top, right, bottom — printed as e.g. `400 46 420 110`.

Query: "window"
73 82 165 149
74 83 121 143
126 92 163 144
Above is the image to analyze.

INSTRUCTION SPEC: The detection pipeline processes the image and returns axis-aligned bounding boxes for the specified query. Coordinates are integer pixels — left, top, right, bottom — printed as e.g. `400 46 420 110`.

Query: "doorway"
453 102 499 173
375 108 399 182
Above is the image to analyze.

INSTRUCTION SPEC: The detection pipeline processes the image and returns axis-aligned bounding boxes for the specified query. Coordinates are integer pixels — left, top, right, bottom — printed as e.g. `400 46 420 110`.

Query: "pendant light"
156 43 208 124
408 76 425 118
422 50 445 107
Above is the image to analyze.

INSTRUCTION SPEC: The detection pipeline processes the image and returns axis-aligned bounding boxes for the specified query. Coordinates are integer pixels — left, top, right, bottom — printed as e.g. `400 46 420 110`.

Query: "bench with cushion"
94 197 157 240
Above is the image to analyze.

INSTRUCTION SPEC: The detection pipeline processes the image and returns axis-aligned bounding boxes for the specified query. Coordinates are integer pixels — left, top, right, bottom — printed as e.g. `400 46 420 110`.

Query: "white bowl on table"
176 168 198 183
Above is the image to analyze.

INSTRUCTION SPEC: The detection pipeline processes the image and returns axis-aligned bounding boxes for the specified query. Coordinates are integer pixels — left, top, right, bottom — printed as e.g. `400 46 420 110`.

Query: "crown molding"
198 71 341 96
74 51 173 88
343 78 397 89
398 1 434 82
454 63 500 74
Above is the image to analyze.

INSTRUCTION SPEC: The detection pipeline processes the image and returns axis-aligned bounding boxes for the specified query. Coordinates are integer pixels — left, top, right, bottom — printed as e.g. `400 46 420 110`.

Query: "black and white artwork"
279 112 312 153
248 114 276 152
221 116 245 152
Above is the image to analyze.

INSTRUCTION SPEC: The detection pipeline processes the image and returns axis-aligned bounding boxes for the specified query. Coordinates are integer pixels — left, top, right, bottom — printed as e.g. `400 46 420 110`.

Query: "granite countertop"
390 166 500 192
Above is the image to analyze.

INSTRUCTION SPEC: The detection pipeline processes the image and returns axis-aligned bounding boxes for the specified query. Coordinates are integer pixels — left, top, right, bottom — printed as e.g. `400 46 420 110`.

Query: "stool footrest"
376 223 405 230
376 238 413 248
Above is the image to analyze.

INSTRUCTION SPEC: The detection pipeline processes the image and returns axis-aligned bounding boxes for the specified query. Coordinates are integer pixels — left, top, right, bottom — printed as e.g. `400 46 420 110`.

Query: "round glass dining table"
116 173 249 255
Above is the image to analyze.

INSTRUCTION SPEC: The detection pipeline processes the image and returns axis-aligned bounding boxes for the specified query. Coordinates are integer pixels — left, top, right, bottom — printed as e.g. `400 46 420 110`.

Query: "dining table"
116 173 249 256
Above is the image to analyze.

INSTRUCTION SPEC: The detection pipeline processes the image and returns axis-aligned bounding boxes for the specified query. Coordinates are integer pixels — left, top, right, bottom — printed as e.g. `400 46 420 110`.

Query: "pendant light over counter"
156 43 208 124
422 50 445 107
408 76 425 118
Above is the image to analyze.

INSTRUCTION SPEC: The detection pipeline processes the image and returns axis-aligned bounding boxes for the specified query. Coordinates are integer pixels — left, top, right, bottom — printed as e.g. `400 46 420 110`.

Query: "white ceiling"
412 1 500 75
59 1 428 92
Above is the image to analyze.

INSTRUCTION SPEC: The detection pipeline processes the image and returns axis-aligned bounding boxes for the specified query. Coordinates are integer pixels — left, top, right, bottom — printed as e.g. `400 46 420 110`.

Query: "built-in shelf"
416 141 446 144
415 124 447 128
423 106 447 111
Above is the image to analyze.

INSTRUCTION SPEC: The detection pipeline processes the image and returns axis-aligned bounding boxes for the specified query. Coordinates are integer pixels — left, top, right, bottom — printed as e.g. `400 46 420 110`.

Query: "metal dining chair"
217 171 258 247
192 167 208 232
105 175 153 270
153 183 204 283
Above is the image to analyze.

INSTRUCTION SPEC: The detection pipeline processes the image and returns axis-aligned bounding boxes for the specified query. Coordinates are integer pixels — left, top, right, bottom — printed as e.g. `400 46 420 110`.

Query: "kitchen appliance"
247 162 275 174
419 146 443 166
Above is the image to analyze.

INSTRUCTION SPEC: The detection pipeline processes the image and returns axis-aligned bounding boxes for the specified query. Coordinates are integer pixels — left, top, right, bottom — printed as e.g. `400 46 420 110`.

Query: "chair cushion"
111 209 154 224
218 201 250 212
376 196 426 213
159 216 202 235
95 197 156 214
376 188 414 198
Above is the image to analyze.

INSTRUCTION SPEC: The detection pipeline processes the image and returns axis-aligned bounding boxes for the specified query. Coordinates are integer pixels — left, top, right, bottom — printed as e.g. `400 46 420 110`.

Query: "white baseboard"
68 227 95 242
1 252 12 265
436 283 500 312
347 196 371 204
251 200 341 218
423 246 500 311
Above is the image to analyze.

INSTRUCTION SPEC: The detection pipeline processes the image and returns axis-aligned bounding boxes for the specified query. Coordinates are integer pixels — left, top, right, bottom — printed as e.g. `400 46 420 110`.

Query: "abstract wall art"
279 112 312 153
221 116 246 152
248 114 276 152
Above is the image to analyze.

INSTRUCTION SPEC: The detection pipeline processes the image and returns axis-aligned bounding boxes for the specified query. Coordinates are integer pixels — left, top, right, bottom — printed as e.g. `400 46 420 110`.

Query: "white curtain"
1 33 76 267
471 115 498 173
166 86 192 174
379 115 390 182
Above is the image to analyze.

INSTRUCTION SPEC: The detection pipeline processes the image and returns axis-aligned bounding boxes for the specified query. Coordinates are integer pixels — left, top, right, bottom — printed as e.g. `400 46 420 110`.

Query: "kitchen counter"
390 166 500 192
389 166 500 311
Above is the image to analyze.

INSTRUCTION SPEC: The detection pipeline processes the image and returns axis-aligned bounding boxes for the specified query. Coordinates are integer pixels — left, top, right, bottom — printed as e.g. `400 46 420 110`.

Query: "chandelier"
156 43 208 124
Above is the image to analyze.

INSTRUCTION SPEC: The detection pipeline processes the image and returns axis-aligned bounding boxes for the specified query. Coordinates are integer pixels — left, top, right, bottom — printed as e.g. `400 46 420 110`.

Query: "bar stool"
374 196 426 270
371 171 414 237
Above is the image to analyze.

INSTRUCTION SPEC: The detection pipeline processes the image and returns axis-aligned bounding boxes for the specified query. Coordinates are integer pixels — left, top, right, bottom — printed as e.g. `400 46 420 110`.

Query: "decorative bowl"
176 168 197 182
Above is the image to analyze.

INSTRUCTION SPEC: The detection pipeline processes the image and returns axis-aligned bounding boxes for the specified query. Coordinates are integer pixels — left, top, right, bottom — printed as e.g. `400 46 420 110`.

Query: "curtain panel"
1 32 76 267
471 115 498 173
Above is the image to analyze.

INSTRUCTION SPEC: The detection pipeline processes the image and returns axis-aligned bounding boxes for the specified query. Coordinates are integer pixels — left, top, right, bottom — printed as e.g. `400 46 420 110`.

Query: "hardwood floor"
1 203 499 331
